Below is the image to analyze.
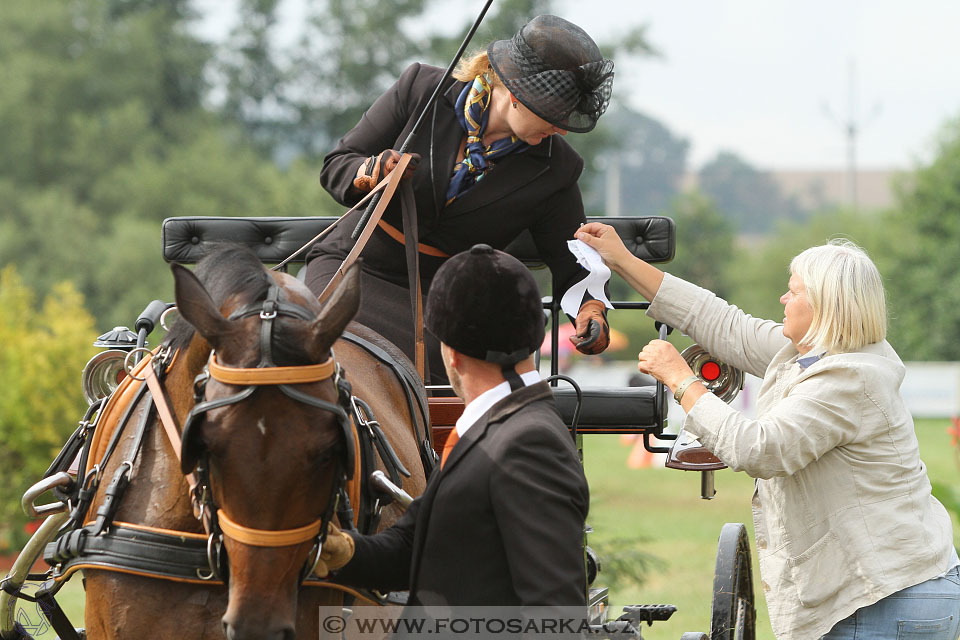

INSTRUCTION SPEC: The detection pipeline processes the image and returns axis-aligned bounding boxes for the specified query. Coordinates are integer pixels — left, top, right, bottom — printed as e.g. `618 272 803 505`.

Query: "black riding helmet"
487 14 615 133
425 244 544 386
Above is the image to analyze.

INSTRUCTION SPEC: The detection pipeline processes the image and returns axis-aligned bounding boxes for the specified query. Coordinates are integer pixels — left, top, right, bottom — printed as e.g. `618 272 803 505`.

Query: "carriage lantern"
81 326 138 404
680 344 744 403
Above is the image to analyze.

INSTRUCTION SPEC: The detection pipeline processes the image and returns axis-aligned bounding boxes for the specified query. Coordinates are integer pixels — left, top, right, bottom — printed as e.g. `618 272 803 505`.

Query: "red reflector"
701 361 721 381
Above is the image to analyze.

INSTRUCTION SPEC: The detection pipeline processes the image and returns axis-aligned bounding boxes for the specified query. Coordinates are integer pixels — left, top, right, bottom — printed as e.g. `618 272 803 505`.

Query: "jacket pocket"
787 530 853 608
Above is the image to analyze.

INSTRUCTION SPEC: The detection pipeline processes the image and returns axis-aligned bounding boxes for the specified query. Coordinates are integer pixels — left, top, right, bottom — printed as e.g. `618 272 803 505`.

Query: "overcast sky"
196 0 960 171
556 0 960 170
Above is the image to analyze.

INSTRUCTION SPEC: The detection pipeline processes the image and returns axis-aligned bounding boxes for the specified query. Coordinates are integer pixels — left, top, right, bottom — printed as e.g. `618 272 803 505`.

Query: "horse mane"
162 243 272 353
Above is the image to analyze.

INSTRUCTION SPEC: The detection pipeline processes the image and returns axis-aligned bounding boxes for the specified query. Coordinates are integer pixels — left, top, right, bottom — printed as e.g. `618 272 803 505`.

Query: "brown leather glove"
313 522 355 578
352 150 421 192
569 300 610 355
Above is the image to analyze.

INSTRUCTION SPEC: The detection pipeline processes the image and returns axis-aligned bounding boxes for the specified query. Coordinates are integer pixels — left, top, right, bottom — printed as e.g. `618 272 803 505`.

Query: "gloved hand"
352 150 421 192
569 300 610 355
314 522 355 578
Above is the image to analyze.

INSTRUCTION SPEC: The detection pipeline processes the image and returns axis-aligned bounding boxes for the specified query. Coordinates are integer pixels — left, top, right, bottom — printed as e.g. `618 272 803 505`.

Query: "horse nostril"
222 620 294 640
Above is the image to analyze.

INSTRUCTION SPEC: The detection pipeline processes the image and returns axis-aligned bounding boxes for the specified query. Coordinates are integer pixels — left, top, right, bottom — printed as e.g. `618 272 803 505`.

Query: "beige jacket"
649 274 955 640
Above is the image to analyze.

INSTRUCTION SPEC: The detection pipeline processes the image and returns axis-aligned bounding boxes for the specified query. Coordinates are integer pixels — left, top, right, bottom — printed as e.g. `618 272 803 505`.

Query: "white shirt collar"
454 370 542 437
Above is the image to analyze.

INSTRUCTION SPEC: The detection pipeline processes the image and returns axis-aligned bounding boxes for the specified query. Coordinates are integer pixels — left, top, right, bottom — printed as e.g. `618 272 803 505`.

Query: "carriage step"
618 604 677 626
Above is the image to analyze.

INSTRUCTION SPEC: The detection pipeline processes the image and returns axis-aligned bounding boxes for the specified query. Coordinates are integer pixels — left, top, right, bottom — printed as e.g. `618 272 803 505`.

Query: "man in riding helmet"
319 244 589 614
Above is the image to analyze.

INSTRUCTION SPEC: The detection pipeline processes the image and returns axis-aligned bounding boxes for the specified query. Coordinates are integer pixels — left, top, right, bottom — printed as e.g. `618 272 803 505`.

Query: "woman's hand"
353 150 421 192
637 339 695 391
575 222 665 301
575 222 632 271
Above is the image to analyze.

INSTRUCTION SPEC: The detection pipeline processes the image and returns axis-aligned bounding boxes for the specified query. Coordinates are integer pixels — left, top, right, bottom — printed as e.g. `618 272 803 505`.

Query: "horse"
76 244 429 639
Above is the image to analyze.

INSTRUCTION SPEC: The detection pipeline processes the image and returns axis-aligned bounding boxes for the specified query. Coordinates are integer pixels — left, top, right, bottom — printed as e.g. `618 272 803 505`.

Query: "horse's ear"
171 263 230 348
311 262 362 352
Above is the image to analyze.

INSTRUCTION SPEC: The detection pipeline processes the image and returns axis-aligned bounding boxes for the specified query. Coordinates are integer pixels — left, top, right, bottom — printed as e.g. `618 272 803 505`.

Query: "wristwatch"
673 375 701 404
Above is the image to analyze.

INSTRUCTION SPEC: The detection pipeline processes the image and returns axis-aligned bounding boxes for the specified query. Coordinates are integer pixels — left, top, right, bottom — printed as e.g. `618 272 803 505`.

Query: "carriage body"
1 216 755 640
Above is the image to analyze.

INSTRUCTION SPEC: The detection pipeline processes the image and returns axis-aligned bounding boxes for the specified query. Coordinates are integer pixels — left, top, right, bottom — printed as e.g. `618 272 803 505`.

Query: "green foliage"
0 0 343 329
883 117 960 359
591 536 665 593
0 267 96 551
726 208 892 323
698 151 805 233
662 192 735 300
576 105 690 216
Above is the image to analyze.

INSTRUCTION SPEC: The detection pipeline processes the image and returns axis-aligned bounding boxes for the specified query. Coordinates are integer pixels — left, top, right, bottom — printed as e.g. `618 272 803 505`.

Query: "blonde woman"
575 222 960 640
305 15 615 383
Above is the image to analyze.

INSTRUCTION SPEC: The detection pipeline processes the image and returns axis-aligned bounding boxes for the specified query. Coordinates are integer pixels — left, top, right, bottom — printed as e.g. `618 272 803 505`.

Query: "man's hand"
353 150 421 192
314 522 355 578
569 300 610 355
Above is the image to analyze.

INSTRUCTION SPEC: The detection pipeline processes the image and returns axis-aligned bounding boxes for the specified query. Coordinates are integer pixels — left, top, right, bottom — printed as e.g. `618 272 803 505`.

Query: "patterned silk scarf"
445 74 528 205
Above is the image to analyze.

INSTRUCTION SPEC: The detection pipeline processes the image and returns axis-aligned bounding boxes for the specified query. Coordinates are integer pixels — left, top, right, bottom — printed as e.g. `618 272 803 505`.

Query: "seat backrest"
161 216 675 267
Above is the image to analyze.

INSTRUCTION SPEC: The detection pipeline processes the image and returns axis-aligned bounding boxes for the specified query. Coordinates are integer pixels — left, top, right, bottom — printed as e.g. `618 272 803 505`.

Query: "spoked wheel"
710 523 756 640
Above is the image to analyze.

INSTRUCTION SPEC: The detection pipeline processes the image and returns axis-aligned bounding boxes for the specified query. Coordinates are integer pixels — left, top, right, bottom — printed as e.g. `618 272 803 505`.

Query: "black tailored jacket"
335 382 590 608
308 62 590 298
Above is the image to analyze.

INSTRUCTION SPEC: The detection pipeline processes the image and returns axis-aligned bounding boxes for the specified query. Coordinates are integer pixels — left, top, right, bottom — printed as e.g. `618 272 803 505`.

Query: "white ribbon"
560 239 614 318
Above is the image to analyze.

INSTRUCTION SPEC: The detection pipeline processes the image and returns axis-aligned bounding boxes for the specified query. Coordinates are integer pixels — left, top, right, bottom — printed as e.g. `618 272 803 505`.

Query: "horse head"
171 246 360 640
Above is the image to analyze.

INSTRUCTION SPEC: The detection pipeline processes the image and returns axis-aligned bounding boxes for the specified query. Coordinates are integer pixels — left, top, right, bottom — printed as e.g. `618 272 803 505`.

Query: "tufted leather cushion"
161 216 675 266
552 385 665 433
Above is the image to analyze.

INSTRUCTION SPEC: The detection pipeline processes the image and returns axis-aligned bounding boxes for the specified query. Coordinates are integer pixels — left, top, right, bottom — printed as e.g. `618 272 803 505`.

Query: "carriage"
1 214 756 640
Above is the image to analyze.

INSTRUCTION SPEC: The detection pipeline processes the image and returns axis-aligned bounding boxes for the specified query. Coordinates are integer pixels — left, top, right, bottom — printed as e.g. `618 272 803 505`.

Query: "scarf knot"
446 74 528 205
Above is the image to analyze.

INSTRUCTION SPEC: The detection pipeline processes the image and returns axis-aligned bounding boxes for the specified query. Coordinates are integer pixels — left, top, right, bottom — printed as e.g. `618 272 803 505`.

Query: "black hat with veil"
487 14 615 133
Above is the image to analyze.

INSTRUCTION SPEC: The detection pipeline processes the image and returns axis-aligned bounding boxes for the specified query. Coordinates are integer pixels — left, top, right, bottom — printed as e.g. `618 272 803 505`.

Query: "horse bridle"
177 283 355 581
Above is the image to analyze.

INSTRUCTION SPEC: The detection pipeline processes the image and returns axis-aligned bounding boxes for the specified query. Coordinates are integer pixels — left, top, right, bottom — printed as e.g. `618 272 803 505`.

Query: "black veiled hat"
487 14 615 133
425 244 545 365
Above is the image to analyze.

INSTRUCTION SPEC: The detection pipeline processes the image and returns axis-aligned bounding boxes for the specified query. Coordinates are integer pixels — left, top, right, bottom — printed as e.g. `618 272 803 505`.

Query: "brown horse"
78 245 428 639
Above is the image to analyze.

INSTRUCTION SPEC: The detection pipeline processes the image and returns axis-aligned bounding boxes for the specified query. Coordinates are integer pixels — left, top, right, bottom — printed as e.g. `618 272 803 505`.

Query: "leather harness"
44 277 428 589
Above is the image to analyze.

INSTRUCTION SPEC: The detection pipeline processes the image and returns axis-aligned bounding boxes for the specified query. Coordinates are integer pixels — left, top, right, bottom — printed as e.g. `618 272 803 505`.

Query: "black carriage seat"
161 216 675 434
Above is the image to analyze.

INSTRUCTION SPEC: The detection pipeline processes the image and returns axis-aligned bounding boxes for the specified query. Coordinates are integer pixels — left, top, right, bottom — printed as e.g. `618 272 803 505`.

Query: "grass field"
11 419 960 639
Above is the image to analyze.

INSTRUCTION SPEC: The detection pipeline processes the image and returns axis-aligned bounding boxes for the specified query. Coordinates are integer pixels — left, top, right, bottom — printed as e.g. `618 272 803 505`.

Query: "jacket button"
762 580 771 592
757 538 767 549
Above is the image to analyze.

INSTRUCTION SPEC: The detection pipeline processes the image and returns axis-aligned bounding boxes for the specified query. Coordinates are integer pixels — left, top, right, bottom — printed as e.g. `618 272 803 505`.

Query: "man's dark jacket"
335 382 590 607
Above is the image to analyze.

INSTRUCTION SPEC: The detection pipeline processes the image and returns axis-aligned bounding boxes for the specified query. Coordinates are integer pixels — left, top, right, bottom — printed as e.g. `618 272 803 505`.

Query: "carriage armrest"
161 216 676 266
551 385 667 434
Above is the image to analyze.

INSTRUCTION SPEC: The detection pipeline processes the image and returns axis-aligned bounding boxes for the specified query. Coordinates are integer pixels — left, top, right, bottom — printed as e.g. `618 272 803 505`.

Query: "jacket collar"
439 381 553 474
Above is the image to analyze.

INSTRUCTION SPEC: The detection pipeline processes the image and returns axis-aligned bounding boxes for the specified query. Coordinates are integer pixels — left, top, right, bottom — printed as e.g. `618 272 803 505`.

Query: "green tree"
662 191 735 300
698 151 805 233
726 208 891 324
0 0 343 328
0 267 96 551
883 117 960 360
582 106 689 216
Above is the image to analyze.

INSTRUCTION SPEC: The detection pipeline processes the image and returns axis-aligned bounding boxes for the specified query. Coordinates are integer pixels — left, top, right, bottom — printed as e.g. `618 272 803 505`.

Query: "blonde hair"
789 239 887 353
452 50 504 88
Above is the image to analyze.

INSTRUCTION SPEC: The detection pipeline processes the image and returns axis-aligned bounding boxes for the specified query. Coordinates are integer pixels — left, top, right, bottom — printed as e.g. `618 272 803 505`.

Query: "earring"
512 99 519 109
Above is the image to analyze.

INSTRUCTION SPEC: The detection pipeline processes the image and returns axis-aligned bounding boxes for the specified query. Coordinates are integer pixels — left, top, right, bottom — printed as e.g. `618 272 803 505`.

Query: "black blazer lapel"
429 81 467 221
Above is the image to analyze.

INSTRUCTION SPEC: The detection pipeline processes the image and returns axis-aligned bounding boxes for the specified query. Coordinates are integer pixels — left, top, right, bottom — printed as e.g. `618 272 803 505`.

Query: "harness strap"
218 511 322 548
209 354 336 385
144 357 199 496
46 523 383 601
340 331 436 477
400 180 428 383
317 153 413 305
376 219 449 257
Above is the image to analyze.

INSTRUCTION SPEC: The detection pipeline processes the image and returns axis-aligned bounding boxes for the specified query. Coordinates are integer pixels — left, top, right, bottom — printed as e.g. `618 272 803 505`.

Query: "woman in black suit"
305 15 615 383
